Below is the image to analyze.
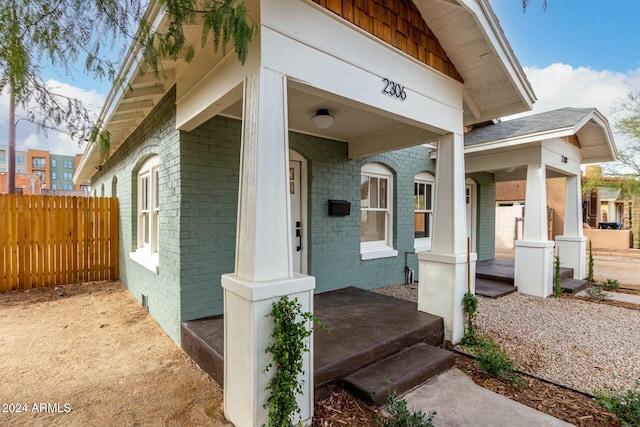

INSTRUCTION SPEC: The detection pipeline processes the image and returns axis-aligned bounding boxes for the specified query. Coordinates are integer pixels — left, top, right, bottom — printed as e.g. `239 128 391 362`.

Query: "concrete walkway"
576 288 640 305
403 369 572 426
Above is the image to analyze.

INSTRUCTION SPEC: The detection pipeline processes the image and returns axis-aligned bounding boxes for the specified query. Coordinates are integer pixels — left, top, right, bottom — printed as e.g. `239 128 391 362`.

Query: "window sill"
129 250 159 274
360 247 398 261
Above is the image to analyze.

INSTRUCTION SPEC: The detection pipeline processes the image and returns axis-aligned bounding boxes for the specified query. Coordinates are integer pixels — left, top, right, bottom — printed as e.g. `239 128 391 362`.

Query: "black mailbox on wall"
328 199 351 216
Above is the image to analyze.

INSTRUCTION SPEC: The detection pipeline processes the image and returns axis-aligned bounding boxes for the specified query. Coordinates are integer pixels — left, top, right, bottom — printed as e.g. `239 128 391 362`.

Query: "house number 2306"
382 78 407 100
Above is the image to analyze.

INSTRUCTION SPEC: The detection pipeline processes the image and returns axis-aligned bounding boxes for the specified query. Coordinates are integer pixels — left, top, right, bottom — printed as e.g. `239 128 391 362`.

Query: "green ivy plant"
264 296 325 427
460 292 479 346
553 255 562 298
601 278 620 291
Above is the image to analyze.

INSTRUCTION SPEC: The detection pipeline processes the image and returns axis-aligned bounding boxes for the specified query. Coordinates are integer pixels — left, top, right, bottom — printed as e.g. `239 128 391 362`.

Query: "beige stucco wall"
583 229 632 249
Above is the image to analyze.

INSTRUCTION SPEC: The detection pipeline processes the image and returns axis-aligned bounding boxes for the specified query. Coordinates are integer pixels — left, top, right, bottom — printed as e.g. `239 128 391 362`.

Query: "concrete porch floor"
181 287 447 402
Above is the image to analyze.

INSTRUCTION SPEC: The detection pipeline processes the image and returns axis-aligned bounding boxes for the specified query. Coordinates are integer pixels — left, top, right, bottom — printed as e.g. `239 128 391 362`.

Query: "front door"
290 159 303 273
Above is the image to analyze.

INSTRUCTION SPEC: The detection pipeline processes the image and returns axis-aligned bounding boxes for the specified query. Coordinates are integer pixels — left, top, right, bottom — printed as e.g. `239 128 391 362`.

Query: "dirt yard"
2 251 638 426
0 281 229 426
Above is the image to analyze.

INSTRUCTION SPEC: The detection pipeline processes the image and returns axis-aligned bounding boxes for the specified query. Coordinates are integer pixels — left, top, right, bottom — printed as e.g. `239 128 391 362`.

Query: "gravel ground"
375 285 640 396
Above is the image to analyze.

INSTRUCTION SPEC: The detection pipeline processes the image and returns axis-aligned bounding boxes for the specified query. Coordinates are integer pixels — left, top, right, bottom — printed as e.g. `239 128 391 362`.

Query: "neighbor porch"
475 257 587 298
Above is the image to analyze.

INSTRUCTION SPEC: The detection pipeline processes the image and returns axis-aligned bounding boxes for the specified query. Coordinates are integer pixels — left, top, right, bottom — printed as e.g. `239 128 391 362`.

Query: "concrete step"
343 343 454 407
475 278 517 298
559 267 574 280
476 259 515 285
560 278 588 294
313 288 445 401
181 316 224 386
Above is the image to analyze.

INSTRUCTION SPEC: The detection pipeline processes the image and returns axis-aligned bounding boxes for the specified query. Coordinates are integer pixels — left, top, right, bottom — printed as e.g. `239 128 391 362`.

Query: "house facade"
76 0 535 424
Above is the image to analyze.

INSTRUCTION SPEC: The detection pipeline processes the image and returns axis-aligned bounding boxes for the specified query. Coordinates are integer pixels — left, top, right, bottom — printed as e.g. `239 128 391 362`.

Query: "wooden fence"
0 195 119 293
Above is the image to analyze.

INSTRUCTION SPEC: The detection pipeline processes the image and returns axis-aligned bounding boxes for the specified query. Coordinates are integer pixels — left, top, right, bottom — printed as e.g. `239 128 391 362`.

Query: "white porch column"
221 67 315 427
556 175 587 279
515 163 554 297
418 132 476 343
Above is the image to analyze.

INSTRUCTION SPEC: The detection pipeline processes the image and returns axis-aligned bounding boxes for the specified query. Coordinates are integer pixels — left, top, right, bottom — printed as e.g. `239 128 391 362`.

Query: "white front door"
290 159 303 273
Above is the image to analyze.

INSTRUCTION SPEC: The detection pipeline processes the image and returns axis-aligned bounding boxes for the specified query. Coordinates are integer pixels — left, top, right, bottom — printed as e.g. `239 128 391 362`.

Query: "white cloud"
524 64 632 117
0 80 105 156
503 63 640 152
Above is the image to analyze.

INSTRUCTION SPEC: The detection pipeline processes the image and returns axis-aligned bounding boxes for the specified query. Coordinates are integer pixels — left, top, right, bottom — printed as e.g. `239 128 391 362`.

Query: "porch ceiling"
220 83 442 156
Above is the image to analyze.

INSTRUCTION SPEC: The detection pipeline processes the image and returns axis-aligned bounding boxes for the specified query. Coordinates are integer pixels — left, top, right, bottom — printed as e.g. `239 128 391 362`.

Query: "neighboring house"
75 0 537 424
598 187 623 225
464 107 617 296
0 172 42 195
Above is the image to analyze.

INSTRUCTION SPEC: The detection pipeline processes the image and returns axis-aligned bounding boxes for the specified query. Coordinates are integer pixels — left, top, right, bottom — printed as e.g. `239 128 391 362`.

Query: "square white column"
222 274 315 427
223 67 315 427
556 175 586 279
515 163 554 297
418 133 476 343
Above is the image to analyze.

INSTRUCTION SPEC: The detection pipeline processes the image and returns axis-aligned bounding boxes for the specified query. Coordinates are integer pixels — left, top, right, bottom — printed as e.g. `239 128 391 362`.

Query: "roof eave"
74 0 165 184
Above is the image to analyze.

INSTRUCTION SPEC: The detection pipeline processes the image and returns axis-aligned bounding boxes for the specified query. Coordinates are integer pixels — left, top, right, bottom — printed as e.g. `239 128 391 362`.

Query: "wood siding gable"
313 0 463 82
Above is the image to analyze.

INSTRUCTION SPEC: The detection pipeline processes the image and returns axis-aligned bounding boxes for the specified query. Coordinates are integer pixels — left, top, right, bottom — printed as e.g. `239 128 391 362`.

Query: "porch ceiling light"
503 166 516 173
311 109 334 129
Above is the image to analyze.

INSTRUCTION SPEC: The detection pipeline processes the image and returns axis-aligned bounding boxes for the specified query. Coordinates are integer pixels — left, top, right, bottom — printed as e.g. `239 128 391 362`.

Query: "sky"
1 0 640 156
490 0 640 127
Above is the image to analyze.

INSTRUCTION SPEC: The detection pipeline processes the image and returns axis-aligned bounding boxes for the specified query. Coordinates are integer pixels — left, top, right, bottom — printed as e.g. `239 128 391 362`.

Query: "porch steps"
476 258 515 284
180 287 452 404
475 278 517 298
559 267 588 294
343 342 454 407
475 259 587 297
560 278 588 294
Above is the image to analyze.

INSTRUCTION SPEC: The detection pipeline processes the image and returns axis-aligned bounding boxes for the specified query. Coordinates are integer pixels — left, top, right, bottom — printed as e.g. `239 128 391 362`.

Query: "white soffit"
414 0 536 124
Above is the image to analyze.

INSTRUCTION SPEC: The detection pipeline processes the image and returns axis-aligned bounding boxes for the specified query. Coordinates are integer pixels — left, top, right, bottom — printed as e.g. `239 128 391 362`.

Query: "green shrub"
596 388 640 426
601 278 620 291
378 380 436 427
476 344 524 385
585 285 609 300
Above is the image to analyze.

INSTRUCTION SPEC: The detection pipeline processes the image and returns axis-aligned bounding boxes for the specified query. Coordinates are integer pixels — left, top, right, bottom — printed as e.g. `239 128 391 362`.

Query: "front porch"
181 287 454 407
475 257 587 298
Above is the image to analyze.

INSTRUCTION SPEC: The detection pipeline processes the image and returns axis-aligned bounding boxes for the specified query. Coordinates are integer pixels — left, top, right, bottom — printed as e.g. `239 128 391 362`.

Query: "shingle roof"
464 107 595 146
599 187 621 201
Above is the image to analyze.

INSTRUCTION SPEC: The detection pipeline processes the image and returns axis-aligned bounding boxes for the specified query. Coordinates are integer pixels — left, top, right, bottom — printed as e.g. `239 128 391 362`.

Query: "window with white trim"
130 156 160 272
360 163 397 260
414 172 434 252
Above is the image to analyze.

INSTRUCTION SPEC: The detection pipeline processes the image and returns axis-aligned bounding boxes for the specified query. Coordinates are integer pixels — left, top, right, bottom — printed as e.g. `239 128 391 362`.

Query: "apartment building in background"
0 146 90 195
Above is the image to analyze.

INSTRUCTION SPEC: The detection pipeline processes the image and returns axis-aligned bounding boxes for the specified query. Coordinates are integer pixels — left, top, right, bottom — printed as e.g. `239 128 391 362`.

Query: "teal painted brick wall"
469 172 496 261
178 117 241 320
289 133 435 292
92 87 183 342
